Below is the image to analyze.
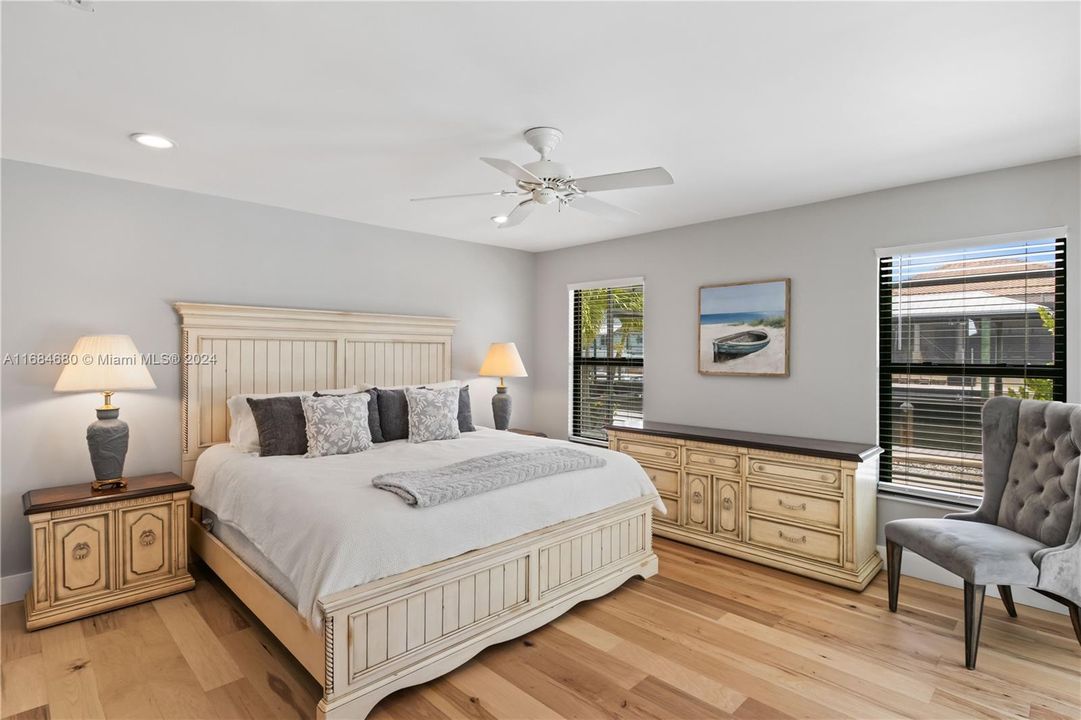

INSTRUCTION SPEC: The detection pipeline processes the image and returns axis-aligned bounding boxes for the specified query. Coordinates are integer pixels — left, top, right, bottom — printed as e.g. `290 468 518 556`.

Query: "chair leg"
997 585 1018 618
1069 603 1081 647
886 540 902 612
963 582 986 670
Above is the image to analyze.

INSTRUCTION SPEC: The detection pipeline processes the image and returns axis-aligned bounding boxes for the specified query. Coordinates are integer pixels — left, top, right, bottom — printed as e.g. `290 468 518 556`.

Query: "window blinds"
570 282 645 443
878 237 1067 500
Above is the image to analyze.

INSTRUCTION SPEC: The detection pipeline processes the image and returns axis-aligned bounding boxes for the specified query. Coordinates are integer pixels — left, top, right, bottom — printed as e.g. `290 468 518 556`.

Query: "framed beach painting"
698 278 790 376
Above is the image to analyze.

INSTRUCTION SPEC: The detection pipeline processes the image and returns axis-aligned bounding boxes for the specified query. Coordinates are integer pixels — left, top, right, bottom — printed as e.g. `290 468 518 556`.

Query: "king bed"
177 302 660 719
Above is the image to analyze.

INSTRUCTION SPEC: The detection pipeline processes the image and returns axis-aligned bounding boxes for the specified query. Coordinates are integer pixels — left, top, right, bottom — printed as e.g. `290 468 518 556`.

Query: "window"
570 279 644 443
879 235 1067 502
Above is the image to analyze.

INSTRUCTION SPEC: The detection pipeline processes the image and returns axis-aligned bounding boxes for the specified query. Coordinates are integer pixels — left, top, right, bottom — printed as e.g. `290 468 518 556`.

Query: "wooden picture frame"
698 278 790 377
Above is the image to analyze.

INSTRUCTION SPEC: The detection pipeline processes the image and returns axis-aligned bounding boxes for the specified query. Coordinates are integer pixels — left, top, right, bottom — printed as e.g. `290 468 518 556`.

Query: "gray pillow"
246 396 308 456
376 388 409 441
406 386 461 443
301 393 373 458
456 385 476 432
315 389 383 443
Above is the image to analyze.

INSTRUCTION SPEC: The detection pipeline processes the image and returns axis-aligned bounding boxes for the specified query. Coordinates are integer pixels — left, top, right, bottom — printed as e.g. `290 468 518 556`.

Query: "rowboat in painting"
713 330 770 360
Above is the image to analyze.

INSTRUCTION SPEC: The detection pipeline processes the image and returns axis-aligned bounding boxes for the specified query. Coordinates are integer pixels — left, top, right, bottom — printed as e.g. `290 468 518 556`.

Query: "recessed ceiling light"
129 133 176 150
491 215 508 224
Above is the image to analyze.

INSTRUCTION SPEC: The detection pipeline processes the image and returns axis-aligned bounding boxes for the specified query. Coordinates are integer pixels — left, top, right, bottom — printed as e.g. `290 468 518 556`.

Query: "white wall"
0 160 536 578
534 156 1079 439
533 156 1080 603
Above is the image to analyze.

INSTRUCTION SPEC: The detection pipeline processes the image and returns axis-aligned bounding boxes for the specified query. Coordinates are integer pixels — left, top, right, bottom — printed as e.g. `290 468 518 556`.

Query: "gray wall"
4 156 1080 584
533 157 1080 529
1 160 536 577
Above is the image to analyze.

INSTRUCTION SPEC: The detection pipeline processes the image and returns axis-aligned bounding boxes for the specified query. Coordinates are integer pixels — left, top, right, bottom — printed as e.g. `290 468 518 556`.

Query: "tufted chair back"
994 399 1081 546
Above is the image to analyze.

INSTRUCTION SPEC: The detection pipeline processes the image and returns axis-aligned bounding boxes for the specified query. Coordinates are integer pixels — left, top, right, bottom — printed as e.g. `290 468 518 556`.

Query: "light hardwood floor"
2 537 1078 720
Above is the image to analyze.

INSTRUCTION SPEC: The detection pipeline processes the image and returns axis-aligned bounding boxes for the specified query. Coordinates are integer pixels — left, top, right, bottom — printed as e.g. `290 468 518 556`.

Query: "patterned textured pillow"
405 386 460 443
301 392 373 458
315 389 383 443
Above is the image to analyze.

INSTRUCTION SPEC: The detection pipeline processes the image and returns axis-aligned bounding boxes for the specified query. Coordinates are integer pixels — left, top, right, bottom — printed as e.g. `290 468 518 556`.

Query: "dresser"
608 422 882 590
23 473 195 630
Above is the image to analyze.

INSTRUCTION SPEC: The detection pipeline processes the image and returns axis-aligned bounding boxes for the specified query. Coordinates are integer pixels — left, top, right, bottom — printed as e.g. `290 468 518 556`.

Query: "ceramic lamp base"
87 406 129 483
492 386 512 431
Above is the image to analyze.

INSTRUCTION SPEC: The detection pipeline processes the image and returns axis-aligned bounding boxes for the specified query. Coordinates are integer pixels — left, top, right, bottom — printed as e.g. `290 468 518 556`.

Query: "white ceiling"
3 2 1078 252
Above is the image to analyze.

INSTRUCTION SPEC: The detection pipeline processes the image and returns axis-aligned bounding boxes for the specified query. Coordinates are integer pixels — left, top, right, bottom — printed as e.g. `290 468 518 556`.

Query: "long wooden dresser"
607 422 882 590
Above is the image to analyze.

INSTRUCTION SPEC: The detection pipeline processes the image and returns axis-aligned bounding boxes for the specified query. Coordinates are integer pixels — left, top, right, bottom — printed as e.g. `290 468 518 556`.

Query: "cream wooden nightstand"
22 473 195 630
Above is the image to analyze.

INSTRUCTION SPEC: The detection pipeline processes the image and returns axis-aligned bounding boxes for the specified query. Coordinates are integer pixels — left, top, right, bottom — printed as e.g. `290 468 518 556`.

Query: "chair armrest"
1034 539 1081 607
943 509 989 523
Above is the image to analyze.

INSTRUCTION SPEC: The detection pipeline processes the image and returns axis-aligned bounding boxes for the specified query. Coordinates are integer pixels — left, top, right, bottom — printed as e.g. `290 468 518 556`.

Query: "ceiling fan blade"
568 195 639 221
572 167 673 193
410 190 519 202
499 199 535 228
480 157 543 185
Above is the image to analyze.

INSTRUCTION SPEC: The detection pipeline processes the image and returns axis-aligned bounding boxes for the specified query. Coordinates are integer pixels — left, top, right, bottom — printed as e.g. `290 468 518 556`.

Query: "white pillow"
226 386 358 452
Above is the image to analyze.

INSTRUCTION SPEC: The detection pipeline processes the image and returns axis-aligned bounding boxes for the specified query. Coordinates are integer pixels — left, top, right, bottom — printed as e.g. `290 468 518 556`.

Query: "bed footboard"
316 496 658 719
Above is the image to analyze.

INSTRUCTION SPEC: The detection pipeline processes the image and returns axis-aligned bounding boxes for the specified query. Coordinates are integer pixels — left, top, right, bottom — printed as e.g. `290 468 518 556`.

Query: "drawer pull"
722 496 734 510
777 530 807 545
139 529 157 547
72 542 91 560
752 463 764 473
692 489 703 504
778 498 807 512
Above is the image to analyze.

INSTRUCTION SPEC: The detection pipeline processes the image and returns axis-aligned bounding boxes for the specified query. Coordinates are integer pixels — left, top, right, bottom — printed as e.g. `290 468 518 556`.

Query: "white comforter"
193 428 661 626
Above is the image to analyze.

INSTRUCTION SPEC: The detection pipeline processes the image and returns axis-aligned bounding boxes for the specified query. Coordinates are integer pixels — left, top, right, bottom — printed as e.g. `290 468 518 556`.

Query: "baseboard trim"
1 571 32 605
876 544 1065 615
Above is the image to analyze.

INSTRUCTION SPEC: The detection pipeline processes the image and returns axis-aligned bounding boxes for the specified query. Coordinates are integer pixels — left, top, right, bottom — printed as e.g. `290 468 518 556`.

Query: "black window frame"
878 236 1067 502
570 281 645 445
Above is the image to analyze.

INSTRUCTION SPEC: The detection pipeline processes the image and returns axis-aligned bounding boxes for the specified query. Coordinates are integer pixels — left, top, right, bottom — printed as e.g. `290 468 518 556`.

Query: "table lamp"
54 335 157 490
478 342 527 431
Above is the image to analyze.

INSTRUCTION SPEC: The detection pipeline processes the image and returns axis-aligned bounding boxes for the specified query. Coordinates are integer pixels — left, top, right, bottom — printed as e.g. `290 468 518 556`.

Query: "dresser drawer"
747 455 841 491
617 438 680 466
51 511 112 604
684 447 741 475
654 495 679 525
747 485 841 529
641 465 680 496
119 501 174 588
747 517 842 566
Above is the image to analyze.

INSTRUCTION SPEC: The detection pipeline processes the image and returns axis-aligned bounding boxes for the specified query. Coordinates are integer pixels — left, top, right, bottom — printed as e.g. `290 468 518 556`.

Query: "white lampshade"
53 335 157 393
478 342 527 379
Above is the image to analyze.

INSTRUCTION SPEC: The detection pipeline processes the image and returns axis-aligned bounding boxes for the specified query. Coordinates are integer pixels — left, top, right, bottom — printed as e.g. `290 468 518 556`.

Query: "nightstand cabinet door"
119 502 173 587
51 512 112 604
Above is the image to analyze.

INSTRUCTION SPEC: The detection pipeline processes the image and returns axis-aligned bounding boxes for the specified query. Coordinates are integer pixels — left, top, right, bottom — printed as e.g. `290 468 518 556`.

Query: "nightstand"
508 428 549 438
22 473 195 630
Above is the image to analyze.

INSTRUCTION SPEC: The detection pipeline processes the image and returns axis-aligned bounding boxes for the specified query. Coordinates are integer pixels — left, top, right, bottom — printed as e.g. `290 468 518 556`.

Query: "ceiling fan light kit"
410 127 673 228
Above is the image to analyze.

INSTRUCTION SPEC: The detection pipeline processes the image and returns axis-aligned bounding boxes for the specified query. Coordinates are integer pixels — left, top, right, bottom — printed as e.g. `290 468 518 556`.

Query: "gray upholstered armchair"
884 397 1081 669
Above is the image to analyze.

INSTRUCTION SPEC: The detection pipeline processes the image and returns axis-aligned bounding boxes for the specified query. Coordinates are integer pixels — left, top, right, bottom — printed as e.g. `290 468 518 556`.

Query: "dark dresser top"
606 421 881 463
23 473 192 515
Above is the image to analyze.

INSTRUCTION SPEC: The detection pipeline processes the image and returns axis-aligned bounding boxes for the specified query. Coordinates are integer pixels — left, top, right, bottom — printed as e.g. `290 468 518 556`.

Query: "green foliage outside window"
1007 306 1055 401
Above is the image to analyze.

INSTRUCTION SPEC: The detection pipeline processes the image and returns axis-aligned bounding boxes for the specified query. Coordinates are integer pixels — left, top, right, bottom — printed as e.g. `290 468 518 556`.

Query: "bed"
177 302 660 719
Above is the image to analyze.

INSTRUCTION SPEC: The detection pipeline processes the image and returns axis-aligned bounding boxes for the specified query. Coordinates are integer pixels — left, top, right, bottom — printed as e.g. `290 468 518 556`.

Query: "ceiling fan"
410 127 674 228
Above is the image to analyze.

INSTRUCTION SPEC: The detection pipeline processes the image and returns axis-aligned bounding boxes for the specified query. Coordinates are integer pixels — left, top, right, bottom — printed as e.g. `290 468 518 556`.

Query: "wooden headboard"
175 303 457 480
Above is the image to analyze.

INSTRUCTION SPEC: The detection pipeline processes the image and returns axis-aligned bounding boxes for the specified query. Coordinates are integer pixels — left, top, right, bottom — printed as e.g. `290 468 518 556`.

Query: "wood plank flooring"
2 537 1078 719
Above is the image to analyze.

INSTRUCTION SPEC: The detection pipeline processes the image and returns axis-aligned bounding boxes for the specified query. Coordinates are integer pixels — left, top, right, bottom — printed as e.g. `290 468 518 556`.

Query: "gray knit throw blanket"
371 448 606 507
